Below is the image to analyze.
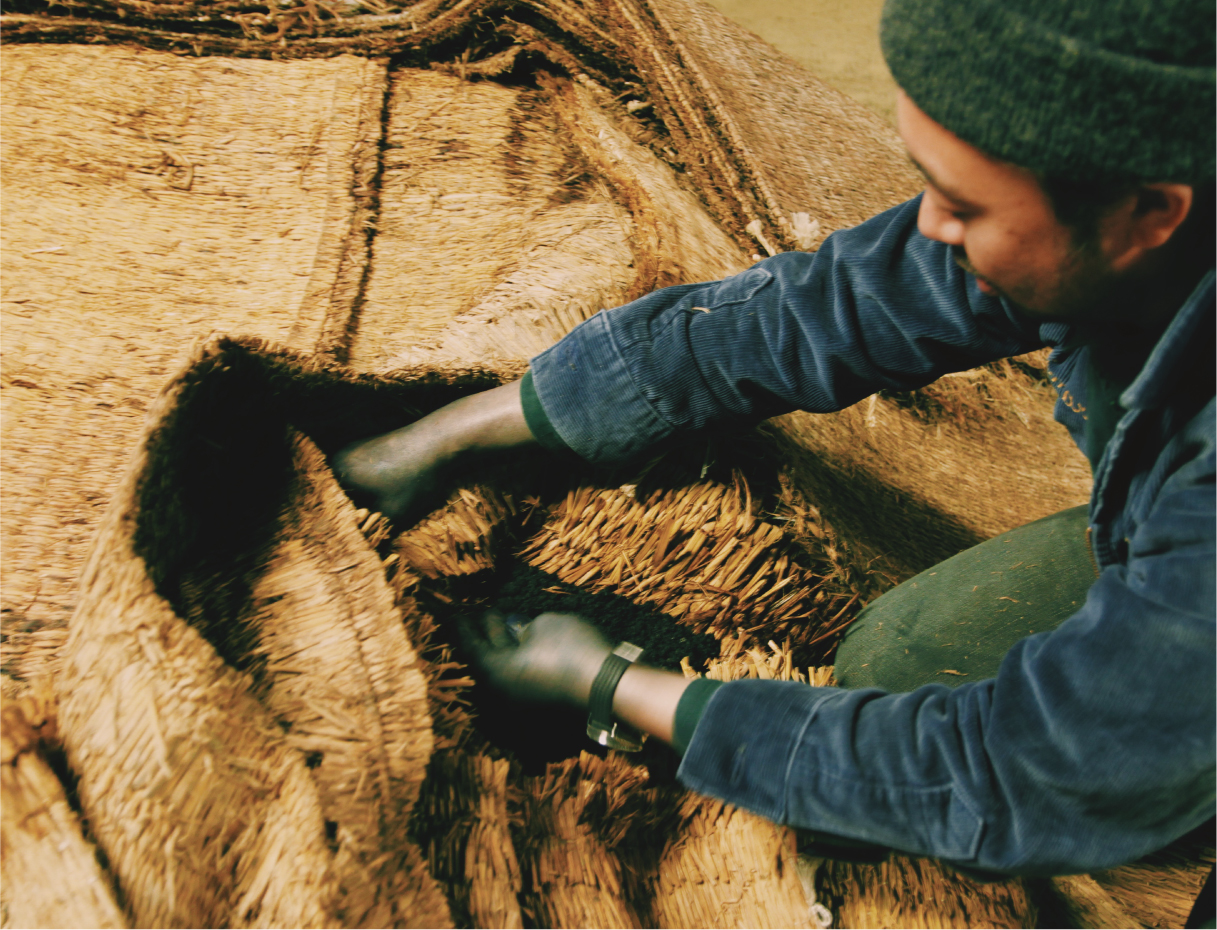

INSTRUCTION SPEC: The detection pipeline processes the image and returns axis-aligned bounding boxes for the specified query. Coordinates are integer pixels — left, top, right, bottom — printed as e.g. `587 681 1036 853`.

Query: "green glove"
460 611 611 707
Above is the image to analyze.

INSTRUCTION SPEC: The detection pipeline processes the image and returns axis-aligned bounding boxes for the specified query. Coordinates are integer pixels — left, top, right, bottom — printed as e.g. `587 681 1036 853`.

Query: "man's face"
896 91 1116 323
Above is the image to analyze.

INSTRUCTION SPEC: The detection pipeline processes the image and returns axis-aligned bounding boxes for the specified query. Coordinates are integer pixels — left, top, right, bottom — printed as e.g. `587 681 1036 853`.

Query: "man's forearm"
611 664 694 744
332 379 538 521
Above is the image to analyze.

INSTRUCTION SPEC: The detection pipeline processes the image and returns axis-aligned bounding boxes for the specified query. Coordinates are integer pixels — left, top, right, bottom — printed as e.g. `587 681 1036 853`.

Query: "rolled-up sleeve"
677 420 1216 874
528 195 1047 464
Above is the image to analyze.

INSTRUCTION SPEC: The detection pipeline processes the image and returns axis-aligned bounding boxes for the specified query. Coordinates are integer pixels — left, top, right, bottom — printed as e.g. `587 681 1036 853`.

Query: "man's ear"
1107 183 1194 270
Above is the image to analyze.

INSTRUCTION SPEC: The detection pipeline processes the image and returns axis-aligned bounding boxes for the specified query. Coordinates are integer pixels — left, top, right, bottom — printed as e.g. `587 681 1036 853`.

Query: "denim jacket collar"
1121 268 1215 411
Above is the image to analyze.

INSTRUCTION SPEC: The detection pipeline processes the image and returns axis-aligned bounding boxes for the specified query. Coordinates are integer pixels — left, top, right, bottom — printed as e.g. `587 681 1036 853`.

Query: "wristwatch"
586 641 646 752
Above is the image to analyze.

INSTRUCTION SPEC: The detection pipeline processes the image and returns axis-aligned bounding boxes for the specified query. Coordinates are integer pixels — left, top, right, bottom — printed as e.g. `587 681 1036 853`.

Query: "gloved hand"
330 416 447 524
331 380 535 523
460 611 611 706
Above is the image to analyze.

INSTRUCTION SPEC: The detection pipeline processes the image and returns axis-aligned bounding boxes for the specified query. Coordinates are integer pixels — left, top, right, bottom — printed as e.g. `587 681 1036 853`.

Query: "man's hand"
461 611 611 706
331 417 447 524
330 380 536 523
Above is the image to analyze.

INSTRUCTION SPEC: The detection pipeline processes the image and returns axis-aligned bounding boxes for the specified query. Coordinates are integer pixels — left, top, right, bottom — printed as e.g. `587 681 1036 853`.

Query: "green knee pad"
835 505 1096 692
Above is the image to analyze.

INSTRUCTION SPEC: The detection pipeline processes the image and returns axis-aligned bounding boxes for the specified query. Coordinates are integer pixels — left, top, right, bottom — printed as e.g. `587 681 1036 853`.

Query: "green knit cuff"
672 678 725 757
520 370 570 453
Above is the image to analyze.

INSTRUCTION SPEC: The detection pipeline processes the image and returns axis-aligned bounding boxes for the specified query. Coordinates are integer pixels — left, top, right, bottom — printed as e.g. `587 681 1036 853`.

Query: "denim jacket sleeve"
678 401 1216 875
528 195 1047 463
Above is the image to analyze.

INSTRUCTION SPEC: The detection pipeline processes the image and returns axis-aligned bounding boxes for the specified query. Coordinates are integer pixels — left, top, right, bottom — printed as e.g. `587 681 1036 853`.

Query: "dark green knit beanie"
881 0 1216 183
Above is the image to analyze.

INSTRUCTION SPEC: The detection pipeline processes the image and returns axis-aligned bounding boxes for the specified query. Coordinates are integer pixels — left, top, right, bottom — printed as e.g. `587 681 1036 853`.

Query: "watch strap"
586 642 645 752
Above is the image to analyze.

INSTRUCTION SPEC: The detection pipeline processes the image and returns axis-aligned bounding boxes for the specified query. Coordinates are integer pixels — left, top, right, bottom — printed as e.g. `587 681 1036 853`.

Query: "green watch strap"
520 370 571 453
672 677 724 756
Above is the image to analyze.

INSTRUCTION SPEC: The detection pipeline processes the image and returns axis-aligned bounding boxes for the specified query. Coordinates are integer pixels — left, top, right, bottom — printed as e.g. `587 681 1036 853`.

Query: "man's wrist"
586 643 647 751
519 370 571 453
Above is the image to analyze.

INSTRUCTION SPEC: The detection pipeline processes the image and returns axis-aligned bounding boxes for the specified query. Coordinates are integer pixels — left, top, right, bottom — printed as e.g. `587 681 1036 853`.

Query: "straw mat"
54 335 486 928
604 0 922 253
0 0 920 250
1 46 384 639
348 68 747 373
767 353 1094 581
1 686 128 929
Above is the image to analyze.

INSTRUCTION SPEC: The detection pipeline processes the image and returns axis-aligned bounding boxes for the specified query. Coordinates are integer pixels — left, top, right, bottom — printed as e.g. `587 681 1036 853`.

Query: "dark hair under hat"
880 0 1216 183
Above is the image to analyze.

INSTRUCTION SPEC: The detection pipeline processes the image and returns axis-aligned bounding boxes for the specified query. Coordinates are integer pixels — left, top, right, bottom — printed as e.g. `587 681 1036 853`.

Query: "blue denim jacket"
530 196 1216 874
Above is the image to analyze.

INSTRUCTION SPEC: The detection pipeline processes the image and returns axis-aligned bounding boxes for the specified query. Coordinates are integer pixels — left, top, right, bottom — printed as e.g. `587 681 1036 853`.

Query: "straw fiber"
1 45 385 636
517 478 859 659
1 687 128 929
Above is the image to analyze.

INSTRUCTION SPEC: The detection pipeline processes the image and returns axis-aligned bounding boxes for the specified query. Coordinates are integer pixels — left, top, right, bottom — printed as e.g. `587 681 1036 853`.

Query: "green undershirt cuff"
672 677 725 756
520 370 571 453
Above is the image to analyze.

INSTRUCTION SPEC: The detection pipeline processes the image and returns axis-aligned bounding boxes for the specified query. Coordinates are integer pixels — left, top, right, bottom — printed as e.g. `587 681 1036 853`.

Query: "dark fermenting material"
493 561 721 672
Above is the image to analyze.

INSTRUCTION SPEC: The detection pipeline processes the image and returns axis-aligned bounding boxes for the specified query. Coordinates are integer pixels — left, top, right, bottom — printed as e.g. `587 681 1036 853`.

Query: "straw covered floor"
2 5 1210 927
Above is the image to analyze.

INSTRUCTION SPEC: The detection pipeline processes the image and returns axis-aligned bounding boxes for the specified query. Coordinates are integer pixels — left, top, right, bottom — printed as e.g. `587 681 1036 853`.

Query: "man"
335 0 1215 880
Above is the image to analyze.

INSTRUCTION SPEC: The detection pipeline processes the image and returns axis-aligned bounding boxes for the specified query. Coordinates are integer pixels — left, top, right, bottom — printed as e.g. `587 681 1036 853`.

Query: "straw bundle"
518 476 859 658
1092 836 1216 929
649 795 811 929
820 856 1037 929
1046 874 1141 929
394 486 522 584
1 692 127 929
627 644 823 929
1 44 385 636
516 752 646 929
410 750 524 929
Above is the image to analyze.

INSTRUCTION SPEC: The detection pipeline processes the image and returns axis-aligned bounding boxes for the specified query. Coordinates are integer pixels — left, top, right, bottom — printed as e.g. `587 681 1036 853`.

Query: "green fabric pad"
835 505 1096 692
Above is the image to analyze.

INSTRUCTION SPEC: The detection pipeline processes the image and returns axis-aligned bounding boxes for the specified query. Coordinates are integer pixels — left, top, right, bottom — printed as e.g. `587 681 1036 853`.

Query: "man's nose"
916 192 965 246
